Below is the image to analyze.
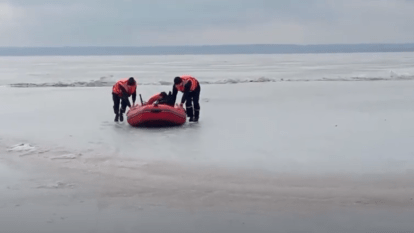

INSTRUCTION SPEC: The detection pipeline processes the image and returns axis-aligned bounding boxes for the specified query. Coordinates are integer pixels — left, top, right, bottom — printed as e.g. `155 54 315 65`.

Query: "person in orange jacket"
171 75 200 122
146 92 168 105
145 91 175 106
112 77 137 122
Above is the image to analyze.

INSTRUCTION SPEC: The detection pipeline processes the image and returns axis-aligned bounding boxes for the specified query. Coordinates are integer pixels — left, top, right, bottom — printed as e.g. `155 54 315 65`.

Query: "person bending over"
171 75 201 122
112 77 137 122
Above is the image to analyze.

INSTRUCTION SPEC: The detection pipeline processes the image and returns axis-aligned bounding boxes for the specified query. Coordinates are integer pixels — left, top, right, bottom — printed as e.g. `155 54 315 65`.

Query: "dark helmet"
160 92 167 98
174 76 182 85
127 77 136 85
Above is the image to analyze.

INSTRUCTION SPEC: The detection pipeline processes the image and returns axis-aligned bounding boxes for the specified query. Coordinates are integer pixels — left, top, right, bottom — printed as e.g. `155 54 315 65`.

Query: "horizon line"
1 42 414 48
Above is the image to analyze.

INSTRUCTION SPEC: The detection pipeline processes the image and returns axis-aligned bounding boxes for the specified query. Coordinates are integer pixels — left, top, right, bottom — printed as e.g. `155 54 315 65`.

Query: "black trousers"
185 84 200 118
112 93 128 114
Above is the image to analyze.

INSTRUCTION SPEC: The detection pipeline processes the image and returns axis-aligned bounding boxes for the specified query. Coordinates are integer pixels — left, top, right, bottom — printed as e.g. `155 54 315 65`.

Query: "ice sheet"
1 81 414 174
2 53 414 232
2 53 414 87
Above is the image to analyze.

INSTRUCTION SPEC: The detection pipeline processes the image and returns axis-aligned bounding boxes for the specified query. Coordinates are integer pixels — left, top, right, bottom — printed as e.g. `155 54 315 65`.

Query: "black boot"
186 107 194 122
119 108 125 122
114 113 119 122
194 109 199 122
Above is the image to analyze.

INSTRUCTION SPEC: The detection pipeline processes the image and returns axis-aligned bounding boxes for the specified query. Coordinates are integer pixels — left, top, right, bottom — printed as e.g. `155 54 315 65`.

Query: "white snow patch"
50 154 80 160
114 161 149 169
35 181 76 189
7 143 36 152
7 72 414 88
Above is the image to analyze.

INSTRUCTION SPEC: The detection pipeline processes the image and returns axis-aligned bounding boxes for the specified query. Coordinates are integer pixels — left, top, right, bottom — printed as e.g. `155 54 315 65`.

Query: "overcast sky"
1 0 414 46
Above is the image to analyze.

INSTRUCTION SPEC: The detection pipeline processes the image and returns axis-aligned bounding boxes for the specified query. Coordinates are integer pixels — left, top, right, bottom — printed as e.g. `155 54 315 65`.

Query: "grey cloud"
1 0 414 46
5 0 334 29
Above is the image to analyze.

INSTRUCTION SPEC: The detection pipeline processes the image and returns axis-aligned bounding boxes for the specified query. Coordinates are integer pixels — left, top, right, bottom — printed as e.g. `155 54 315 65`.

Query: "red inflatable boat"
126 94 186 127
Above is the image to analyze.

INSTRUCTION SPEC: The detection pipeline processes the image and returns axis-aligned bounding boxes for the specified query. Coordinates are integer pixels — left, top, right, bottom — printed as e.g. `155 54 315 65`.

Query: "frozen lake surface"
1 53 414 232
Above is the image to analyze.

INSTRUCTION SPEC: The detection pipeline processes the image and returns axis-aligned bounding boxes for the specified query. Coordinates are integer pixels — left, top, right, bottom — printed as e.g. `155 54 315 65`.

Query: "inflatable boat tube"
126 101 186 127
